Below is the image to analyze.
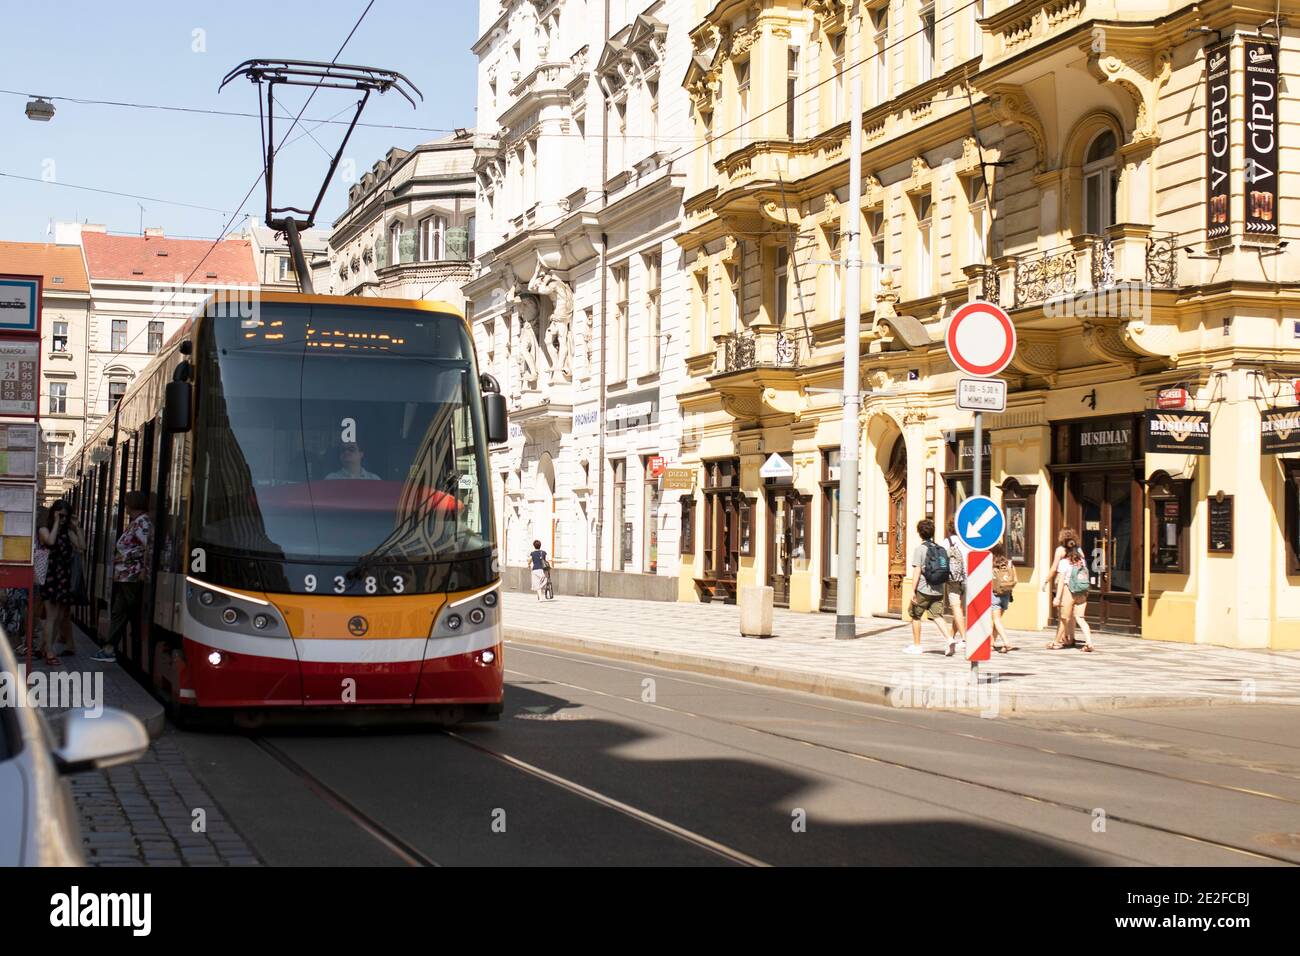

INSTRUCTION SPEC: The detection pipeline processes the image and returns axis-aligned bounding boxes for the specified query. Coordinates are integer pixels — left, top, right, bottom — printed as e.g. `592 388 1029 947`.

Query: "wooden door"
886 437 907 615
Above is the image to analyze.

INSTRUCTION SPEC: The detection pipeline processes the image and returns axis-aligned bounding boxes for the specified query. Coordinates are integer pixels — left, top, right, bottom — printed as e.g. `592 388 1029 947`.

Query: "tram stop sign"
946 301 1016 378
955 495 1005 552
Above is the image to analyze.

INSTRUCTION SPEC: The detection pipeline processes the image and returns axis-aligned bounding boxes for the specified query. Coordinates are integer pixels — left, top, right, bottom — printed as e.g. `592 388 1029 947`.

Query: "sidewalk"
502 592 1300 714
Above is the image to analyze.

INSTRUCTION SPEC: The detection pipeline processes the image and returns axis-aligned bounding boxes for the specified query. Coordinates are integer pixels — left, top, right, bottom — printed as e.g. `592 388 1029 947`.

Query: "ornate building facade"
325 132 477 306
673 0 1300 648
467 0 693 599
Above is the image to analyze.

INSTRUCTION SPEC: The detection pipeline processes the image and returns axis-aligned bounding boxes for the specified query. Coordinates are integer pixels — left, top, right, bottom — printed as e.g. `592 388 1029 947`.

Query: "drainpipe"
594 0 611 598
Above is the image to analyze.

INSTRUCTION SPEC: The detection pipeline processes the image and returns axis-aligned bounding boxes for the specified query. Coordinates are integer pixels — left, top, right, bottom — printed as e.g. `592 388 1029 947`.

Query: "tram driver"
326 442 380 480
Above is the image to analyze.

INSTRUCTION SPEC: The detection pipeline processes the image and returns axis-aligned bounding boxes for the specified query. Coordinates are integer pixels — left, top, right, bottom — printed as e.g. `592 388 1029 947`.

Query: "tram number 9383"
303 573 407 595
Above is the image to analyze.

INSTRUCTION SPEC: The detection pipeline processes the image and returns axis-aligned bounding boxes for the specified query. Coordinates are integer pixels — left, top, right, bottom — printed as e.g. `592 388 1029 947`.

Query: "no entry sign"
946 301 1016 378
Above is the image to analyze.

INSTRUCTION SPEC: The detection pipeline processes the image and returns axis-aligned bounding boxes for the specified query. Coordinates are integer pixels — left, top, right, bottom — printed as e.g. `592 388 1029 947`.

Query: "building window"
944 430 991 514
647 79 660 149
419 215 447 261
643 251 661 375
775 246 790 326
730 243 745 331
696 269 712 352
736 59 750 133
920 4 937 82
680 495 696 555
872 7 890 100
1083 130 1119 235
868 211 886 304
612 264 629 383
967 176 988 265
914 192 933 297
1285 461 1300 576
612 458 628 572
827 227 843 323
786 47 800 139
821 448 841 602
830 32 846 123
49 382 67 415
970 0 984 58
108 380 126 410
147 320 164 353
1149 473 1191 574
278 256 293 281
466 215 476 261
52 321 68 352
111 319 127 353
46 441 65 478
390 221 403 265
643 455 660 574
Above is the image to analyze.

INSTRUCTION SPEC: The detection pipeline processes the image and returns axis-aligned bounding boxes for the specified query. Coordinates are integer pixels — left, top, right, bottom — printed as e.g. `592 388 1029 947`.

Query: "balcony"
717 329 800 374
1007 227 1179 309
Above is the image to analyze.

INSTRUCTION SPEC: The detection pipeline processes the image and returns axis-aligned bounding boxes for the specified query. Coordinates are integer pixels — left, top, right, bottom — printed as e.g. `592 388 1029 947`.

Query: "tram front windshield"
190 303 492 568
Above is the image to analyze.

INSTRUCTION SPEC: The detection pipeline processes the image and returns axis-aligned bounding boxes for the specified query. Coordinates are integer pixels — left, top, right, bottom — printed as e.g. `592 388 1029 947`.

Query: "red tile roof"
0 242 90 292
82 232 257 284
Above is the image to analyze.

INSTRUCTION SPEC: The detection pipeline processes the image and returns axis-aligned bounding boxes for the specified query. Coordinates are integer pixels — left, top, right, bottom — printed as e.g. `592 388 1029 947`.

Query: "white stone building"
324 132 477 306
465 0 691 600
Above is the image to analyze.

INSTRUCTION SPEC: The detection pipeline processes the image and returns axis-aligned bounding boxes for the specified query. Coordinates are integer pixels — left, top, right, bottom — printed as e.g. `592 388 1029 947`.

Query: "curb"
72 626 166 739
504 627 1250 715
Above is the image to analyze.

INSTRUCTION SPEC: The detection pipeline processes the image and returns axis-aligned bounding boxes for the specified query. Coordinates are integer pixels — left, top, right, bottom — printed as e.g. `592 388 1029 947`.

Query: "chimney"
82 223 107 233
144 227 164 238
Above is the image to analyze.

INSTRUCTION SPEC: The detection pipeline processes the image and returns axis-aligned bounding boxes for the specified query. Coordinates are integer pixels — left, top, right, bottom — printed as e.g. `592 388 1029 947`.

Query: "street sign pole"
972 409 982 684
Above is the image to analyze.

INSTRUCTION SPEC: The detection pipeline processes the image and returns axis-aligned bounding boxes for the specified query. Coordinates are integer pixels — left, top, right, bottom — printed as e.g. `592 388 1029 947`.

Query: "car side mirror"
483 392 508 445
164 380 192 433
54 708 149 776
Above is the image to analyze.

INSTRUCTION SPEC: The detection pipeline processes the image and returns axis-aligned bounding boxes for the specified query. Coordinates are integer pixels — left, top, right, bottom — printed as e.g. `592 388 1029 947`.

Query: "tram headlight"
480 649 495 665
208 651 223 667
468 607 486 625
253 613 272 630
221 608 239 626
482 591 498 608
200 591 216 607
446 613 463 631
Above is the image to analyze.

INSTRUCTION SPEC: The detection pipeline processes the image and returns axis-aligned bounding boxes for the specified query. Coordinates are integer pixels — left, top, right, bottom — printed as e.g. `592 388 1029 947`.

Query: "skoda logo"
348 616 368 637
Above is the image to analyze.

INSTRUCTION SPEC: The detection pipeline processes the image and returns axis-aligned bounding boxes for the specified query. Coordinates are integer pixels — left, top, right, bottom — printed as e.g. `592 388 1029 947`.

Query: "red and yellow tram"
69 291 506 722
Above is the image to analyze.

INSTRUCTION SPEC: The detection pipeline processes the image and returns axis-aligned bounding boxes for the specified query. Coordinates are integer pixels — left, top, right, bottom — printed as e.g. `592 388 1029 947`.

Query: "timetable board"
0 482 36 564
0 422 38 480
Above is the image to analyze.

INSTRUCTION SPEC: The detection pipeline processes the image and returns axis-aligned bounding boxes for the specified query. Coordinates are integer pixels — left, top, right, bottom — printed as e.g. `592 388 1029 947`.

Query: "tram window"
189 305 492 565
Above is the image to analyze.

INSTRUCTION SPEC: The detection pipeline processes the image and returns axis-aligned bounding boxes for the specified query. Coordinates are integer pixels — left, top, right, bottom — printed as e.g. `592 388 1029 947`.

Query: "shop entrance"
766 488 807 609
1050 416 1144 632
886 436 908 615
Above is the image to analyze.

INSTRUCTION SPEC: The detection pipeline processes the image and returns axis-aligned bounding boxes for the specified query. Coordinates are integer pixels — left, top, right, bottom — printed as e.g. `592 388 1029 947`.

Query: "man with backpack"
906 518 954 655
941 518 970 657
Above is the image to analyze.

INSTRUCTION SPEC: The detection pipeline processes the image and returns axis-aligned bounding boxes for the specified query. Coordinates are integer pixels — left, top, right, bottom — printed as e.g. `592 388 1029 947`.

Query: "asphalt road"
170 640 1300 866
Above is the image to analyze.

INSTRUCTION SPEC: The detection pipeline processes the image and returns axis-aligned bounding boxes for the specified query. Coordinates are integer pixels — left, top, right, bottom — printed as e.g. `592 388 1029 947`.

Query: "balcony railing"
1012 230 1180 308
719 329 800 373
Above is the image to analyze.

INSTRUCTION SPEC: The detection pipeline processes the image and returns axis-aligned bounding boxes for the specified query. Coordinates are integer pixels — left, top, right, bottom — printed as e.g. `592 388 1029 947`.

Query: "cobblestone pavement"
16 624 262 867
71 733 261 867
502 591 1300 711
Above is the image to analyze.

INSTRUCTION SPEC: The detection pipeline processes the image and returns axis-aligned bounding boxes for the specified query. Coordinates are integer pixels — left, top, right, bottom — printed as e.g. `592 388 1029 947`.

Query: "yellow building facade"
673 0 1300 648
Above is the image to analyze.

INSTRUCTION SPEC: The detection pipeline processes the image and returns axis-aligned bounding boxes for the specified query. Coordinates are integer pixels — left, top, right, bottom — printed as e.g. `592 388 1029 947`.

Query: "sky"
0 0 479 243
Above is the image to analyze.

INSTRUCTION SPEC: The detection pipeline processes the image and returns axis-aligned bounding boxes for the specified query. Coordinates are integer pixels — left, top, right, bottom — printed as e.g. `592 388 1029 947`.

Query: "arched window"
1082 130 1119 235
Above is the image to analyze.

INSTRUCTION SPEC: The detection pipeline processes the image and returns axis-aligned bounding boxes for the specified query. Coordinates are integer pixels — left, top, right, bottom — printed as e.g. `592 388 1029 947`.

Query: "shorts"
531 569 548 591
993 591 1012 613
909 590 945 621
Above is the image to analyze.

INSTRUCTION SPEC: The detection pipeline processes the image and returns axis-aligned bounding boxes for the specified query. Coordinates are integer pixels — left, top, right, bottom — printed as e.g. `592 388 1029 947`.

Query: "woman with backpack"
990 541 1016 653
1049 536 1096 651
1043 527 1078 649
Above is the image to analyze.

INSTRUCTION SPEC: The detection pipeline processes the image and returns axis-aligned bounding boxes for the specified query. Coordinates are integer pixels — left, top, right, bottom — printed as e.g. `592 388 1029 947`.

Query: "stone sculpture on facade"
508 280 542 395
529 266 574 385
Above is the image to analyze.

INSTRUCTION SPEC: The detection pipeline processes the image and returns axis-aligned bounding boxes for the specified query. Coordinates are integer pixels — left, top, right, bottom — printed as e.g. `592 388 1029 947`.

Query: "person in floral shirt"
95 491 152 663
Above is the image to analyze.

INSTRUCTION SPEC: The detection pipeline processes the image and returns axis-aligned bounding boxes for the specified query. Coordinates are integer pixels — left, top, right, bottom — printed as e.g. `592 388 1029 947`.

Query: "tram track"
503 643 1300 866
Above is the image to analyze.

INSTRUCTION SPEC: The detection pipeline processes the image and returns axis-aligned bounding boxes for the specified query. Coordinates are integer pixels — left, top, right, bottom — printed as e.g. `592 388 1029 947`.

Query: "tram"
68 291 507 722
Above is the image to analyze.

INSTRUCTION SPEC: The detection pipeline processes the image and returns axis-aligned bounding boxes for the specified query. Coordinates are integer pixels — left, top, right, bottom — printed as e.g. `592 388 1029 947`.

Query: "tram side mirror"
164 381 192 433
483 392 508 446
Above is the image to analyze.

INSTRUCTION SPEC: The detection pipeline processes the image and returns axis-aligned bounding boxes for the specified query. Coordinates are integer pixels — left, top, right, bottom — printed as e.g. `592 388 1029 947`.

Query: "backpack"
993 560 1017 595
921 541 950 587
1067 561 1091 595
946 538 966 585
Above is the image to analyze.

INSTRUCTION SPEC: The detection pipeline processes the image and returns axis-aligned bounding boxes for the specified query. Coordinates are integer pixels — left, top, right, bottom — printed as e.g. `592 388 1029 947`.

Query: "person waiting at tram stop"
326 441 380 480
36 500 85 668
95 491 152 664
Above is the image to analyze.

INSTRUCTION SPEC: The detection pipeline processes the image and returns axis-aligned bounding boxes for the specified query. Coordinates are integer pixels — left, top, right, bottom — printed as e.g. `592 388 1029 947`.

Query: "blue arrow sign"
955 495 1005 552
